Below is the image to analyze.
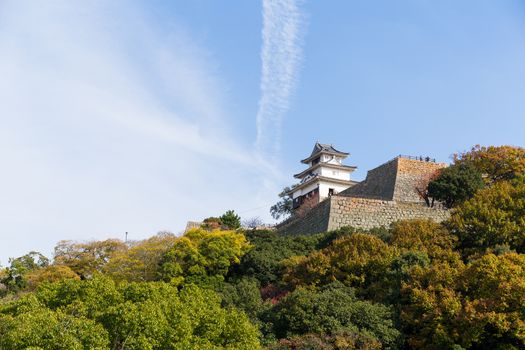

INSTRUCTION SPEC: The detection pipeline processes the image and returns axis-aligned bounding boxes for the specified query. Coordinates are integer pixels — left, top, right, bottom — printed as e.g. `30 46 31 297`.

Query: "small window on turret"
328 188 335 196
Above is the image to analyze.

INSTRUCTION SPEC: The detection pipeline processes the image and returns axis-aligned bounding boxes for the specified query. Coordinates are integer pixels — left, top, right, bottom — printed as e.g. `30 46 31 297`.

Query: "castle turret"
289 142 357 209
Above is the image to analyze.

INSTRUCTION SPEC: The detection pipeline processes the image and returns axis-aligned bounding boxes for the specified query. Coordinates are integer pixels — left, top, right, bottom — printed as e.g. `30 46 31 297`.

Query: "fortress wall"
277 195 449 236
277 156 450 236
276 199 331 236
393 158 447 203
327 196 450 231
340 158 398 200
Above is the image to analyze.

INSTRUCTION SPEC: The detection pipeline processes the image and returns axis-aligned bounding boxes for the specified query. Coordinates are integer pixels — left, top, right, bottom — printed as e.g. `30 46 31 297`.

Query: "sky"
1 0 525 264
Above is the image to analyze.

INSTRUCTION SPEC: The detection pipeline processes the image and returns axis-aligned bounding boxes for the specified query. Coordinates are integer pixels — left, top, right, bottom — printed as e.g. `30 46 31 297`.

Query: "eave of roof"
294 162 357 179
301 150 350 164
287 176 358 195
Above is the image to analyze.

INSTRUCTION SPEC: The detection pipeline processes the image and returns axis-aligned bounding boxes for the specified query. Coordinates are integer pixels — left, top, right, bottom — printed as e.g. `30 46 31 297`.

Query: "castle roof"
301 142 349 164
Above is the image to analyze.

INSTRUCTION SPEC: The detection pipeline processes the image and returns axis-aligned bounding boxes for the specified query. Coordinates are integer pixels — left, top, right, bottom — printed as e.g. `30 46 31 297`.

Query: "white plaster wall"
292 182 319 199
319 182 352 199
319 166 351 180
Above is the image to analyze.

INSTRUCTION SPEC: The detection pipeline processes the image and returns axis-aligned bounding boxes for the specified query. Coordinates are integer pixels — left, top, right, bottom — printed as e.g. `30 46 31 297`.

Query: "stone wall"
393 158 447 203
341 157 447 203
327 196 449 231
278 195 449 236
277 156 450 236
341 158 398 200
277 198 331 236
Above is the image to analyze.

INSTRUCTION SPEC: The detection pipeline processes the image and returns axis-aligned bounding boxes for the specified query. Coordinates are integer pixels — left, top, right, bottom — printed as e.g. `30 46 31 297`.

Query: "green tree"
230 230 324 287
454 145 525 184
427 163 484 208
449 179 525 256
270 186 296 220
220 210 241 230
0 276 261 349
218 277 268 324
158 228 251 287
265 282 400 349
0 251 49 295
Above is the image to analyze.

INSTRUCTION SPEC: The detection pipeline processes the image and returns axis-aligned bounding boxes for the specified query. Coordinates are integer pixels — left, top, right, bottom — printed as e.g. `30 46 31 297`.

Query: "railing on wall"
398 155 436 163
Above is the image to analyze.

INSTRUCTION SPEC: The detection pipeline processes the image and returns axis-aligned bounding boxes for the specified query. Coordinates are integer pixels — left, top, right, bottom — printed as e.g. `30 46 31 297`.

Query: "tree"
427 163 485 208
284 233 396 297
158 228 251 287
268 332 382 350
454 145 525 184
399 260 466 350
220 210 241 230
242 217 264 229
449 179 525 256
400 253 525 350
0 251 49 295
390 219 459 263
202 217 222 231
230 230 327 287
270 186 296 220
264 282 400 348
53 239 127 279
104 233 178 282
0 276 261 349
25 265 80 291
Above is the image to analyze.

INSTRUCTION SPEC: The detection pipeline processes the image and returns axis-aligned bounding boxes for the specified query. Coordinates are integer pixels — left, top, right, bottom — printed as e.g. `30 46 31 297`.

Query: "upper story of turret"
294 142 356 183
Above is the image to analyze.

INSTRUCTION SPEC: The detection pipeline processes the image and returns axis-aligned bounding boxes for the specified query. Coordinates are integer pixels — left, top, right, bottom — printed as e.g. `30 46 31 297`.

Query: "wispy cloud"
0 0 278 262
255 0 305 160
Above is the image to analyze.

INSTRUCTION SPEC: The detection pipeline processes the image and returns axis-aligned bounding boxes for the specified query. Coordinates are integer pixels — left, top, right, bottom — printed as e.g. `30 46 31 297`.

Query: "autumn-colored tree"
269 332 381 350
400 260 465 349
25 265 80 290
202 216 222 231
449 179 525 256
454 253 525 349
104 233 178 282
158 228 251 286
401 253 525 350
454 145 525 184
54 239 127 279
390 219 459 263
284 233 396 296
427 163 484 208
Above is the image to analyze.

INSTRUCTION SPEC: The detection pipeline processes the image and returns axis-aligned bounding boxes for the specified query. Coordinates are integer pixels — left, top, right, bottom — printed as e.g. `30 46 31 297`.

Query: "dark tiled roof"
310 142 349 156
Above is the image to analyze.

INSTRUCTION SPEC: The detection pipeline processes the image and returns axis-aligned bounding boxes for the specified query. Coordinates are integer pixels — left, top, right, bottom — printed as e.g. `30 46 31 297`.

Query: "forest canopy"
2 144 525 350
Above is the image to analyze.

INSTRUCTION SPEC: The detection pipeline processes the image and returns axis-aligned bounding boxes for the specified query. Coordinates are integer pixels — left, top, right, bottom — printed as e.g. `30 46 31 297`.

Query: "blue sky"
1 0 525 263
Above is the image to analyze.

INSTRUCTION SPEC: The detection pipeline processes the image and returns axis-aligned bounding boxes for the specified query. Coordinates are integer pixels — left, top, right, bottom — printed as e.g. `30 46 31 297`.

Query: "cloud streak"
255 0 305 160
0 0 279 263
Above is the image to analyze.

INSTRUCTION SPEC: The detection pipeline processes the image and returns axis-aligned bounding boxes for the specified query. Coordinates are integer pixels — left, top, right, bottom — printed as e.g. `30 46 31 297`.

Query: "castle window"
328 188 335 196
